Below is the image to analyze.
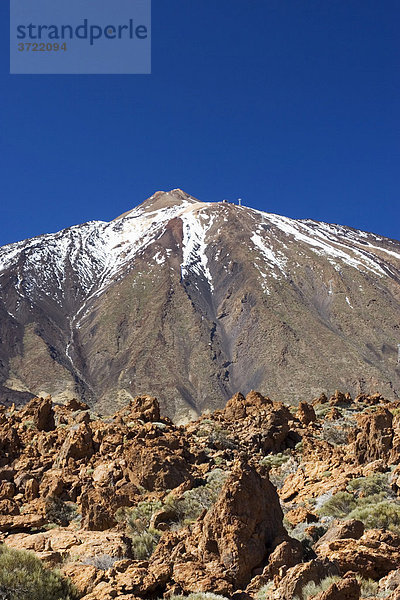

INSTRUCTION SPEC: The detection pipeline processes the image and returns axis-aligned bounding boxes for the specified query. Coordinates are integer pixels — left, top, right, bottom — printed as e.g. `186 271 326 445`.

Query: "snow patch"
180 209 214 291
251 232 287 276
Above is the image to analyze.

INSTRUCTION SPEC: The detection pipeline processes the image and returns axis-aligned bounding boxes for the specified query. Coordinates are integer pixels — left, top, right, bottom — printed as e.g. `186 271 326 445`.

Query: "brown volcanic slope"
0 189 399 421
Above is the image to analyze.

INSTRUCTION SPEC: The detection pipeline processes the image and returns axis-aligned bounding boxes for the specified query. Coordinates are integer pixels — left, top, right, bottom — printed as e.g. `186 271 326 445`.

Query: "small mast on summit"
219 198 244 206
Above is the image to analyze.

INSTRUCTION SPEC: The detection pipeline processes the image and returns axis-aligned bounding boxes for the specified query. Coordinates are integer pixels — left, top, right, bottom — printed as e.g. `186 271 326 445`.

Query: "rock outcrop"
0 390 400 599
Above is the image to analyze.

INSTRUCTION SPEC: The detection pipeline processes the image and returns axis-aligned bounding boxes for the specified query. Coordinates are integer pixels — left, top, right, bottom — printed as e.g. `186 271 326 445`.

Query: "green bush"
129 529 161 560
358 577 379 598
318 492 356 518
45 497 79 527
301 575 384 599
195 422 237 450
302 575 384 600
0 544 79 600
347 473 391 498
321 421 352 446
164 468 229 526
116 499 162 559
260 453 290 469
318 472 400 534
349 501 400 534
255 582 274 600
300 576 340 599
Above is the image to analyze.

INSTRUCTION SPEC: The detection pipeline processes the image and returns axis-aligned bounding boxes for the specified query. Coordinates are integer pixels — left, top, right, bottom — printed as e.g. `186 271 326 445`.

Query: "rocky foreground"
1 390 400 599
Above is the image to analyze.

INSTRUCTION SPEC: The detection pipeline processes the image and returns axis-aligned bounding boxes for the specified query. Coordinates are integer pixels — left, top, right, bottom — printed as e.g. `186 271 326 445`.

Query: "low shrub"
300 575 382 599
0 544 79 600
255 582 274 600
358 577 379 598
165 468 230 526
321 421 352 446
300 575 340 599
116 499 162 559
347 473 391 499
260 453 290 470
195 422 237 450
317 472 400 533
130 529 161 560
81 554 121 570
349 501 400 534
318 491 356 518
268 456 299 489
45 497 79 527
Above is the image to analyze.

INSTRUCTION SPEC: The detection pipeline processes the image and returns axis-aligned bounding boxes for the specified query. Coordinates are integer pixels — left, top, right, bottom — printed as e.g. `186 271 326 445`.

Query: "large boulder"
196 461 286 587
223 391 272 421
116 395 161 423
125 427 193 491
147 460 288 593
314 520 364 549
354 408 393 464
296 401 316 425
19 396 55 432
57 422 95 464
269 559 339 600
80 485 134 531
315 529 400 579
5 528 130 565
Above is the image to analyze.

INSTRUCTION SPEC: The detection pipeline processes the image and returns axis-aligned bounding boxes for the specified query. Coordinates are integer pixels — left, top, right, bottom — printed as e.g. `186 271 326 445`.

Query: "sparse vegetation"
317 473 400 533
116 468 229 558
260 452 290 469
0 544 79 600
350 501 400 533
297 575 389 599
268 455 299 489
45 497 79 527
255 581 274 600
195 420 237 450
164 468 229 527
347 473 391 499
116 499 162 559
299 575 340 599
321 419 354 446
318 491 356 518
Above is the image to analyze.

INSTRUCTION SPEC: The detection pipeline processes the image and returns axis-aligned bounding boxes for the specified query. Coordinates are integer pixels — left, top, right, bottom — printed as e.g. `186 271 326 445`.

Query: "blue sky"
0 0 399 246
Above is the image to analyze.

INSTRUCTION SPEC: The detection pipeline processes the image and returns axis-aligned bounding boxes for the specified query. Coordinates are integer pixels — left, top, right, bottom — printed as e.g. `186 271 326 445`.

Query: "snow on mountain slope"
0 192 214 305
1 190 398 308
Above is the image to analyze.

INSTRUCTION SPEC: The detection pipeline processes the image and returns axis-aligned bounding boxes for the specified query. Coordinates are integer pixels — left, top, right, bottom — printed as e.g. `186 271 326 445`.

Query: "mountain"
0 189 399 421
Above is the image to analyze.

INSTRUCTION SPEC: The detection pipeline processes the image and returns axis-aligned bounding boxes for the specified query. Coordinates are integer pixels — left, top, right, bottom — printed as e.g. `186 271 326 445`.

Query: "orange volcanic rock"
0 390 399 600
223 391 272 421
354 408 394 464
296 401 316 425
315 529 400 579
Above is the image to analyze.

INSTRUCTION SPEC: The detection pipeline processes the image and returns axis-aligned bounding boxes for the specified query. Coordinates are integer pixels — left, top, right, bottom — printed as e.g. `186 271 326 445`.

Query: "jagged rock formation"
0 189 400 420
1 390 400 599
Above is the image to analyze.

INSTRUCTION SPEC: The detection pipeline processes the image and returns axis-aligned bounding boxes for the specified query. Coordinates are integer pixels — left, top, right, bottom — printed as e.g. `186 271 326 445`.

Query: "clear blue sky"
0 0 399 246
